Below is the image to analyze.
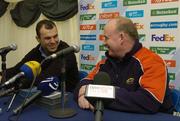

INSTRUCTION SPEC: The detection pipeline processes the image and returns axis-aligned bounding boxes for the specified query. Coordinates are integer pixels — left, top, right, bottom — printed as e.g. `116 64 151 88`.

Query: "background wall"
79 0 180 89
0 3 80 69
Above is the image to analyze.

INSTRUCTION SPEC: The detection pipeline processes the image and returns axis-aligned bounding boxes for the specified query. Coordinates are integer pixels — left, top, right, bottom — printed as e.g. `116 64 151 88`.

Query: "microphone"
13 90 42 115
0 61 41 89
0 87 15 97
0 79 27 97
0 43 17 55
85 72 115 121
37 76 60 96
13 76 60 114
45 45 80 60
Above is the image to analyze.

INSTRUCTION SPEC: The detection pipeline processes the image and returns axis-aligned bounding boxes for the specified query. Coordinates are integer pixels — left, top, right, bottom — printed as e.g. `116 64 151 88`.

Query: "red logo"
99 12 119 19
164 60 176 67
80 24 96 30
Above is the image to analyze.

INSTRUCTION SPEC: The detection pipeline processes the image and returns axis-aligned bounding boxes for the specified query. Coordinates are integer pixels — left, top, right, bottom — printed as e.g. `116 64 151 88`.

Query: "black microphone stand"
49 56 77 118
95 99 104 121
1 54 7 84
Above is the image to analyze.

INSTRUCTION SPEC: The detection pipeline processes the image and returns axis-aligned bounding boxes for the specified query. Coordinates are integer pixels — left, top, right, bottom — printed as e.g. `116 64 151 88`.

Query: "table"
0 93 180 121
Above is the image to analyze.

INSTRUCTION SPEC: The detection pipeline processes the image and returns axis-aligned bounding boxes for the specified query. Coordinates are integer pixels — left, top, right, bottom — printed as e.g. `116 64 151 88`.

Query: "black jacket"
3 40 79 92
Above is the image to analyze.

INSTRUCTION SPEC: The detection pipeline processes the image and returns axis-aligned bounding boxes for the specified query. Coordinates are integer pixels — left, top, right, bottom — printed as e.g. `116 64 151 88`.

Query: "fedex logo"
152 34 175 41
80 4 95 11
134 23 144 29
81 54 96 61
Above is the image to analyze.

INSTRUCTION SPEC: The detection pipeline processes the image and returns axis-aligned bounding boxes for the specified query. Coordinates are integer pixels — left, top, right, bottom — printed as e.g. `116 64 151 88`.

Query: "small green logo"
151 8 178 16
80 64 95 71
123 0 147 6
168 73 175 80
99 24 105 30
80 14 96 21
99 45 108 51
150 47 176 55
126 78 134 85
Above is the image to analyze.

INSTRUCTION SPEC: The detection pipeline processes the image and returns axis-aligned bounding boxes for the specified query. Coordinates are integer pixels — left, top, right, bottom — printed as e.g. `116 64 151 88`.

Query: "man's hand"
78 85 94 111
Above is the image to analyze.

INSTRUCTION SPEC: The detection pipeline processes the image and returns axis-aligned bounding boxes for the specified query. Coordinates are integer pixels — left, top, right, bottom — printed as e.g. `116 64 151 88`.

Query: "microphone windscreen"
10 43 17 50
93 71 111 85
37 76 60 96
20 61 41 81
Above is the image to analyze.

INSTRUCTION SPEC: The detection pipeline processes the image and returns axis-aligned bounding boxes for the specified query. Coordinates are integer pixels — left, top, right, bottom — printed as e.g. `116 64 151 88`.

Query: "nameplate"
85 84 115 99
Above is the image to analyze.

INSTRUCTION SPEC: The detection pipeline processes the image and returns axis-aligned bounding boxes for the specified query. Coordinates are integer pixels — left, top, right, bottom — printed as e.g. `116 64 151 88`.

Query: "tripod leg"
7 93 17 112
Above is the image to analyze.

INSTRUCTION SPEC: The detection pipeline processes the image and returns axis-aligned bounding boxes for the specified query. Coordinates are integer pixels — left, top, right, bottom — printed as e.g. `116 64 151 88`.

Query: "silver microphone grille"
73 45 80 53
10 44 17 50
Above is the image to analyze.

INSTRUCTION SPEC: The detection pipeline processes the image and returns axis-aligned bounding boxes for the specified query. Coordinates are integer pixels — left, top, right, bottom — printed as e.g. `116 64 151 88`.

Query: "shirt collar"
39 46 47 58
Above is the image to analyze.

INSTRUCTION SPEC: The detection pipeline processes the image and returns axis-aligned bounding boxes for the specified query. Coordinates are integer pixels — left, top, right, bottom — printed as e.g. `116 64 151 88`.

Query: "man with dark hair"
74 16 175 114
0 19 79 92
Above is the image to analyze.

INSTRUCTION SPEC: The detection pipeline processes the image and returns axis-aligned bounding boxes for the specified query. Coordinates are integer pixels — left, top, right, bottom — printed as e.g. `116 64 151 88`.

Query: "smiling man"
1 19 79 92
74 16 175 114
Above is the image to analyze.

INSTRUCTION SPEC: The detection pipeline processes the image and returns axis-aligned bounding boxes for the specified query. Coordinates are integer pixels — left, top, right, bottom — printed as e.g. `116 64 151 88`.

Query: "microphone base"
49 108 77 118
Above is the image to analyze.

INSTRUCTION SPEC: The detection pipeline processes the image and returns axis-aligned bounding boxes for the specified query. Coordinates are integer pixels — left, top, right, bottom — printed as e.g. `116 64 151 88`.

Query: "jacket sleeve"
74 59 106 102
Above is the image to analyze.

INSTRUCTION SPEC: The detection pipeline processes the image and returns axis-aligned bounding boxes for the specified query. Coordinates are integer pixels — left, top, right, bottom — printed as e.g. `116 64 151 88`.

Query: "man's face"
38 25 59 54
103 20 123 57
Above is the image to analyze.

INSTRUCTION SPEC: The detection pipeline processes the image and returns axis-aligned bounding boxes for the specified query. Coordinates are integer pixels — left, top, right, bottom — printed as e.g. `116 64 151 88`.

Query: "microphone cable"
9 62 42 121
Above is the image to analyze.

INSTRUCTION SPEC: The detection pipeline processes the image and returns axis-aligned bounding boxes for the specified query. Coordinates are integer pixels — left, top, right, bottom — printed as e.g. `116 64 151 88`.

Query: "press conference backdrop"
79 0 180 90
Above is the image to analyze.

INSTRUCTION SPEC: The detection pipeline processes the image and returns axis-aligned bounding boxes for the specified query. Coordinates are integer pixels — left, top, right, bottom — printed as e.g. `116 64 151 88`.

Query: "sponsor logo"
151 8 178 16
80 64 95 70
102 1 117 8
139 34 146 42
80 14 96 21
134 23 144 29
151 34 175 41
123 0 147 6
164 60 176 67
101 55 106 60
126 10 144 18
99 24 105 30
81 54 96 61
99 12 119 19
149 46 176 54
82 44 94 51
99 34 105 41
80 24 96 30
126 78 135 85
126 78 134 85
151 0 178 4
80 35 96 41
150 21 178 29
80 4 95 11
168 73 175 80
99 45 108 51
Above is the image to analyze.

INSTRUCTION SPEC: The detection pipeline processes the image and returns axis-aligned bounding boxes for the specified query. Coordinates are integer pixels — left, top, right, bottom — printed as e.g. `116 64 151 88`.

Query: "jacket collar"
105 40 142 62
